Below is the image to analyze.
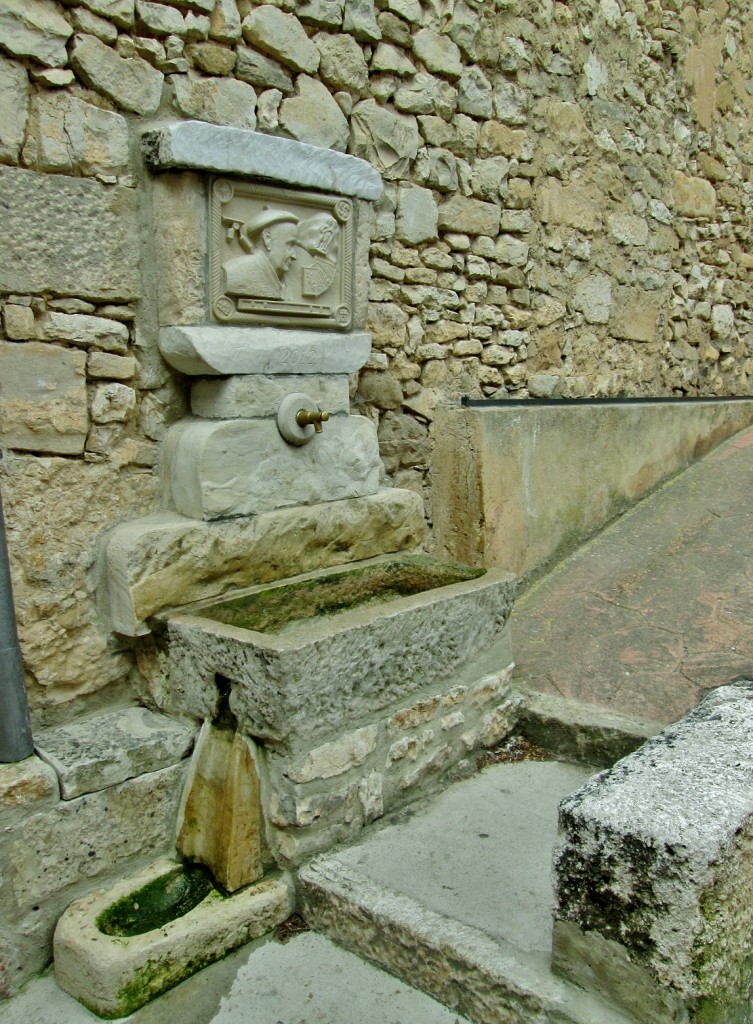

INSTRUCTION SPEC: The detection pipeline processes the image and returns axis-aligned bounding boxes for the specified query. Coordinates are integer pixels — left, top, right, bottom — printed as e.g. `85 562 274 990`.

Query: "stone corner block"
553 681 753 1022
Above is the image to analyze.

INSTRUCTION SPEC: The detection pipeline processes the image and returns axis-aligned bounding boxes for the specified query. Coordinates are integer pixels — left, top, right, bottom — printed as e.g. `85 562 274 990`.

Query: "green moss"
96 865 215 938
198 555 485 634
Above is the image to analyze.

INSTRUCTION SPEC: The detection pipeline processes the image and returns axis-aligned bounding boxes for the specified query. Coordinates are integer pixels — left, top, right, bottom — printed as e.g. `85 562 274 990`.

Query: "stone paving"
512 424 753 725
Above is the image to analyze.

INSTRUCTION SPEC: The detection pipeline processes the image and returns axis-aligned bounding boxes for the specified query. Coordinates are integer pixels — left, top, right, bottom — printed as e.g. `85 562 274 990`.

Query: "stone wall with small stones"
1 0 753 712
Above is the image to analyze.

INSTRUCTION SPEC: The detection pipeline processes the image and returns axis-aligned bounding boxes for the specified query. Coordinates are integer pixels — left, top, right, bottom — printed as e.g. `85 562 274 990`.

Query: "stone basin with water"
163 555 517 749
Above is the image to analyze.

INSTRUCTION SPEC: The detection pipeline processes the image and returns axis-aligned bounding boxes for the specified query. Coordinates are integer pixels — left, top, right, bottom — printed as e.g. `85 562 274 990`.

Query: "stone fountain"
54 122 517 1016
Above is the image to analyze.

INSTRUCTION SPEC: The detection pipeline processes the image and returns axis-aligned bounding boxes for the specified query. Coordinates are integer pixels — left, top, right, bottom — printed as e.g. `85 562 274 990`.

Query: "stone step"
299 759 638 1024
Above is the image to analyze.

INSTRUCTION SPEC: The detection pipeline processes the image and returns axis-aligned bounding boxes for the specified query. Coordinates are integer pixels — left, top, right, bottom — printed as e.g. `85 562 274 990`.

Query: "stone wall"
1 0 753 713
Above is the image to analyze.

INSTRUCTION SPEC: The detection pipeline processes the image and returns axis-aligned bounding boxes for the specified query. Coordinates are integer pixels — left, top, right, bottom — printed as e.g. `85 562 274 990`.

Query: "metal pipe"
0 452 33 762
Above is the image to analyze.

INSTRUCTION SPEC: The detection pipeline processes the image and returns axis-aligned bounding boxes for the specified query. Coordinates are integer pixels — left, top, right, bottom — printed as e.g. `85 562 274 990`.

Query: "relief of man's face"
262 222 298 276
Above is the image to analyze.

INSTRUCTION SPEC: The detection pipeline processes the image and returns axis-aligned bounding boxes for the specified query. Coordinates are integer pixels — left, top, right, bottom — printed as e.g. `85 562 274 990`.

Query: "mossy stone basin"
165 555 517 747
97 864 214 937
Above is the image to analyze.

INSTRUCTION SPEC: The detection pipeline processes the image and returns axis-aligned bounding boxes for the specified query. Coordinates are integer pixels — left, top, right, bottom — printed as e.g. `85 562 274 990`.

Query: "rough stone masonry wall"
1 0 753 715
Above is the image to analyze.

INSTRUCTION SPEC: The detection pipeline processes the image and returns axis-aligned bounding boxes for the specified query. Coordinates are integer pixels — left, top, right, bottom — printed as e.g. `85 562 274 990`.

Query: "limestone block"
494 235 528 266
100 489 425 635
611 287 664 343
314 31 368 93
371 41 415 76
143 120 383 201
159 325 372 376
396 184 438 245
414 146 458 192
395 72 457 120
357 369 403 410
87 352 136 379
438 195 501 236
2 304 35 340
150 171 205 327
412 28 462 79
286 725 379 783
70 33 164 115
135 0 185 34
608 212 649 247
54 861 294 1018
366 301 408 348
477 120 530 159
674 171 717 218
210 0 241 42
538 179 602 233
711 303 735 342
0 341 87 454
176 724 267 891
38 312 129 352
0 757 58 821
0 55 29 163
0 0 72 68
572 273 612 324
90 382 136 423
172 73 257 129
350 98 420 180
9 763 186 908
0 168 140 301
458 66 493 118
241 6 320 74
382 0 421 22
35 707 197 799
162 414 380 520
343 0 380 41
279 75 349 151
79 0 134 28
554 683 753 1021
22 92 129 177
165 565 516 745
191 374 350 419
235 45 293 92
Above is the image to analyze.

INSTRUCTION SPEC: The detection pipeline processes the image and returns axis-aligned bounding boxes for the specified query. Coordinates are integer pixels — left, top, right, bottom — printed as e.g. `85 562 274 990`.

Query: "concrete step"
299 759 638 1024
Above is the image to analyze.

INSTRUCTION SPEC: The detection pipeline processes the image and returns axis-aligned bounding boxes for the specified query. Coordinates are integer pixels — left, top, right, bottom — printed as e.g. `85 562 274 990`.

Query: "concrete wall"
431 399 753 579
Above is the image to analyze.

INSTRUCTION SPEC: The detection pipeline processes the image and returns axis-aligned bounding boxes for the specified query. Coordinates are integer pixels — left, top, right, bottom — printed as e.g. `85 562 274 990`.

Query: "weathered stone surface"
22 92 129 177
143 121 383 200
135 0 185 35
176 723 266 891
396 184 438 245
395 72 457 120
412 28 462 79
78 0 134 28
607 212 649 247
165 565 515 745
101 489 424 635
35 707 197 799
573 273 612 324
438 195 500 236
0 55 29 163
10 763 186 907
286 726 379 783
343 0 379 41
0 168 140 301
674 170 716 218
458 66 493 118
162 414 380 520
371 41 415 76
54 861 294 1018
477 120 530 159
538 179 602 233
315 31 368 93
235 45 293 92
172 73 257 128
191 374 350 419
279 75 349 151
0 0 73 68
87 352 136 379
366 301 409 348
555 683 753 1022
38 312 130 352
70 33 164 115
0 757 58 816
91 382 136 423
358 369 403 410
611 287 664 343
241 6 320 74
350 99 420 180
0 341 88 454
210 0 241 42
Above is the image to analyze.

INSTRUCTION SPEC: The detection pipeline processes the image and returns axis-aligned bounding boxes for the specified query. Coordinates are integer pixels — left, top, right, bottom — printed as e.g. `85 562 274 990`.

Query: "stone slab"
0 341 88 454
553 681 753 1022
191 374 350 419
142 121 383 200
0 168 140 301
159 325 372 375
165 562 516 745
299 760 635 1024
35 707 197 799
54 858 294 1018
98 489 425 636
161 414 380 520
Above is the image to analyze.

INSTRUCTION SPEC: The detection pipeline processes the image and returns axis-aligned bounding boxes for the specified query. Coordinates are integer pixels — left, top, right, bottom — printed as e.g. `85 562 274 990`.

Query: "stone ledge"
142 121 384 201
98 489 425 636
35 707 197 800
553 681 753 1022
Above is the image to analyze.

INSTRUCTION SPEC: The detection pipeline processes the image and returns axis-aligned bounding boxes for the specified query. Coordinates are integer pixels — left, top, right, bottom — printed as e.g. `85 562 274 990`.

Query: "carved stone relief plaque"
210 178 355 331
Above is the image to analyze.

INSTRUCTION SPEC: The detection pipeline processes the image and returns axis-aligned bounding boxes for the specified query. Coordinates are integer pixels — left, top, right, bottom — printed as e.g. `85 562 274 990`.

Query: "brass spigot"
295 409 330 433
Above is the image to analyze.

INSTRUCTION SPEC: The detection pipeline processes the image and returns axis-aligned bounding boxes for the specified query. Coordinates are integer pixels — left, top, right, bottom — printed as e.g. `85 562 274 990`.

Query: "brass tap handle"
295 409 330 433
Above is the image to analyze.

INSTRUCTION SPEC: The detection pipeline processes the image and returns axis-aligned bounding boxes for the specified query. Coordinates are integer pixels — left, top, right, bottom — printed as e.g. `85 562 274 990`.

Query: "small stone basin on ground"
164 555 517 747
